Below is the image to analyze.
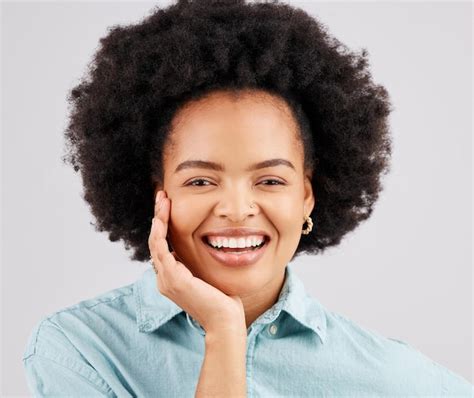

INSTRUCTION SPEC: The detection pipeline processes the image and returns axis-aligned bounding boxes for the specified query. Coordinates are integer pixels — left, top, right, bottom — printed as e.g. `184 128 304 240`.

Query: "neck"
241 269 287 330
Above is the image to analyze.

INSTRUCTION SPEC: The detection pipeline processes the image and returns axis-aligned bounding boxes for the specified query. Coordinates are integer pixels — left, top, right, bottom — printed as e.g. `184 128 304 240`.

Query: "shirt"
23 263 473 397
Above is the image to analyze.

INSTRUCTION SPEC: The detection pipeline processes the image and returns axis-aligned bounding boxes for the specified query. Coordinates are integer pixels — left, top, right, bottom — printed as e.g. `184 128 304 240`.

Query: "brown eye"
186 178 212 187
260 179 285 186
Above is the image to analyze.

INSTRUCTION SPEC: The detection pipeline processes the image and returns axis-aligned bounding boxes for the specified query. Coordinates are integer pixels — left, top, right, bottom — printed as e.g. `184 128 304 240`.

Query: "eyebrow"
174 158 296 173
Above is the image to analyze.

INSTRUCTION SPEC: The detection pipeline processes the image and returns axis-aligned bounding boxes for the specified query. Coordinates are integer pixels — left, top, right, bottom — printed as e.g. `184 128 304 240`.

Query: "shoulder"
326 310 473 396
22 283 136 396
23 282 135 361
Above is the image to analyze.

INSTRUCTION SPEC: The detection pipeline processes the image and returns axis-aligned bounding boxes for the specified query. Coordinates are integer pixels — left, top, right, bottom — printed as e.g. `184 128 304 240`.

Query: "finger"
149 194 174 282
154 190 164 220
156 236 176 266
149 235 168 281
153 192 170 238
154 237 182 294
150 216 170 265
149 208 165 275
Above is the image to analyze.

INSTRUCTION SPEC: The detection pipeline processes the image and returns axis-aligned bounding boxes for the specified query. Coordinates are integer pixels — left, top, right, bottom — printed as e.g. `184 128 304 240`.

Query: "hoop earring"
301 215 313 235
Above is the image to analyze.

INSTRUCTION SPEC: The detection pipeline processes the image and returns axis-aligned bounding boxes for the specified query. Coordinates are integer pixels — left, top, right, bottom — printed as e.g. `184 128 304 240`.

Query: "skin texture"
153 89 315 330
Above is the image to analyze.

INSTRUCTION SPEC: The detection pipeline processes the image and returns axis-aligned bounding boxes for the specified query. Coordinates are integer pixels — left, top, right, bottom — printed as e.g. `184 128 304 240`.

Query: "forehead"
164 90 302 171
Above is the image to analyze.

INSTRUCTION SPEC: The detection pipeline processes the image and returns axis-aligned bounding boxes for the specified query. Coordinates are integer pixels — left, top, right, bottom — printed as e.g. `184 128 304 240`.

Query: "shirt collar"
134 263 327 344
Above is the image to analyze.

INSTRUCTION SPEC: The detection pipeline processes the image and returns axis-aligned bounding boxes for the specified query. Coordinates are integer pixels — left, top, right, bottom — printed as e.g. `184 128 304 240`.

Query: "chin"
205 267 271 296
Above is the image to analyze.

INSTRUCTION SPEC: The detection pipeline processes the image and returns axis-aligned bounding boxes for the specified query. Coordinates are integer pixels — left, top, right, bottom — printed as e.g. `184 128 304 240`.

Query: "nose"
212 187 258 222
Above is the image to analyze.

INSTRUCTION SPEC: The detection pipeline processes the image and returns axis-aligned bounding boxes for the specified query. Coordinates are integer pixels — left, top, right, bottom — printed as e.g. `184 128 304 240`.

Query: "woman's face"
156 90 315 297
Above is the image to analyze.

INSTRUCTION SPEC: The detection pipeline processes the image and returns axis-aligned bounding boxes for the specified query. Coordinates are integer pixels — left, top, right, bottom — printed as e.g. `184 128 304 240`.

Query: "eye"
186 178 212 187
184 178 285 187
259 179 285 186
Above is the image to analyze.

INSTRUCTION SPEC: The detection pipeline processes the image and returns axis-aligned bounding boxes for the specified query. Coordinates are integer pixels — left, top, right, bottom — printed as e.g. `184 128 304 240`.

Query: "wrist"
205 326 247 344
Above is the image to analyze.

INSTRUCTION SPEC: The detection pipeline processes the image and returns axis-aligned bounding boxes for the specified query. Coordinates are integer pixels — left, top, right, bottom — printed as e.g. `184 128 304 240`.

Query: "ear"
303 172 315 218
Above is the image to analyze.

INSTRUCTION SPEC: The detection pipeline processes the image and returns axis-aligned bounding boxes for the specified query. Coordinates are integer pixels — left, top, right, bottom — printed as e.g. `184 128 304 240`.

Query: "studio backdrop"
1 1 472 395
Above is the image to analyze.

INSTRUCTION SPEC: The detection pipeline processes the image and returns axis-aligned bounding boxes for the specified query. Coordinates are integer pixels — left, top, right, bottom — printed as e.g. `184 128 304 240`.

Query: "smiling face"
155 89 315 297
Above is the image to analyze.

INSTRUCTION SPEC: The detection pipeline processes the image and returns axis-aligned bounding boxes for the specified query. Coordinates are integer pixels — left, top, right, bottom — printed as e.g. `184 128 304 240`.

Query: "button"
268 324 278 335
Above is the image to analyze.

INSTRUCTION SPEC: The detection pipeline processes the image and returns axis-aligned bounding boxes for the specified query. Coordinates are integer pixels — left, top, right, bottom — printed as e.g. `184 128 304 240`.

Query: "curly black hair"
62 0 393 263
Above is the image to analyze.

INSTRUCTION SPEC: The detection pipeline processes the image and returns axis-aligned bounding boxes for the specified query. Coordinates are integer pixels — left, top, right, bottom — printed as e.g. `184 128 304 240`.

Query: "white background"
2 1 472 395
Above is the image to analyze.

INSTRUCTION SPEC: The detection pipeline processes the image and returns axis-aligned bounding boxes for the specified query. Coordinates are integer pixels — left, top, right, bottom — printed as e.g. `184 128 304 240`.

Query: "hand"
148 190 246 336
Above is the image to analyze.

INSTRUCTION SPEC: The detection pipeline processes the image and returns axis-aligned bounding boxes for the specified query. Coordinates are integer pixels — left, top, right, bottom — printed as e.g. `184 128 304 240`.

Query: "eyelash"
185 178 285 187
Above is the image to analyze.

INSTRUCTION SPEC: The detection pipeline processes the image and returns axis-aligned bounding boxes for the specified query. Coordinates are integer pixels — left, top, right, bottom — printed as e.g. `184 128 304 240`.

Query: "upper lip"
201 227 271 240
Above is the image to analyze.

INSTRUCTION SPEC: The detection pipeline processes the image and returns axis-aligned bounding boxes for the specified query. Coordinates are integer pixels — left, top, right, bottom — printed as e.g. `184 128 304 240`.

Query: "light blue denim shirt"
23 264 473 397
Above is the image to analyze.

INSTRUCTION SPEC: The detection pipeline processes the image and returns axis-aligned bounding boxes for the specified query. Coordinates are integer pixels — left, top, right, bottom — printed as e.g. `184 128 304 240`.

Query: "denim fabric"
23 264 473 397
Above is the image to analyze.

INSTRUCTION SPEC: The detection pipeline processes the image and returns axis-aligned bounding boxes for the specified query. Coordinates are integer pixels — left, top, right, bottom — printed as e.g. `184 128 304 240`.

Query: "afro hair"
62 0 393 263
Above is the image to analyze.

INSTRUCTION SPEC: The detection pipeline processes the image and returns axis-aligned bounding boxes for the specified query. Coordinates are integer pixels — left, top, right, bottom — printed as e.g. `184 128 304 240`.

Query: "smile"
201 236 270 267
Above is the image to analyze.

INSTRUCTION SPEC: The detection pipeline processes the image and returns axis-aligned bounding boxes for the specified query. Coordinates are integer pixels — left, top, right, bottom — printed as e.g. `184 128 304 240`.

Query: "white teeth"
206 235 265 249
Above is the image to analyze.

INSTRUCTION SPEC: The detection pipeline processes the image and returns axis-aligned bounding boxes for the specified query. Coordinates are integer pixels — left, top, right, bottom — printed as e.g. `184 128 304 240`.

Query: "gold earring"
302 215 313 235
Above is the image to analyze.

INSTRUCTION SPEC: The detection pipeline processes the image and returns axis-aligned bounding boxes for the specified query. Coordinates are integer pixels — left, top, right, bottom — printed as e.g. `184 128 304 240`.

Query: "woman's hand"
148 190 246 336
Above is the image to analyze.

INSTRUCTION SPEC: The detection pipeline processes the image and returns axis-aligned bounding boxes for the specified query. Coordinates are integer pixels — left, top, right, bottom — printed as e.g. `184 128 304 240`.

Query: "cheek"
267 201 304 255
258 197 303 237
269 208 301 236
270 194 302 217
167 199 205 241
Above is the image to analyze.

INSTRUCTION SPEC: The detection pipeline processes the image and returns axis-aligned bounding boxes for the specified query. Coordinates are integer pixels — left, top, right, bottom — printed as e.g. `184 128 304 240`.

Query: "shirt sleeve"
385 336 474 396
22 318 116 397
23 354 115 397
438 362 474 397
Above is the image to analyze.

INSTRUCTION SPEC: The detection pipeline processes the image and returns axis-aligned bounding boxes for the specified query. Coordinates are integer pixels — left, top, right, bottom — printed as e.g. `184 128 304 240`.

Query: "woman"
22 0 473 396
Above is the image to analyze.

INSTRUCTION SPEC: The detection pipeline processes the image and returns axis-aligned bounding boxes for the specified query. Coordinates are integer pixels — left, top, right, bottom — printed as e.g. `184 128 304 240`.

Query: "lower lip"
202 238 270 267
